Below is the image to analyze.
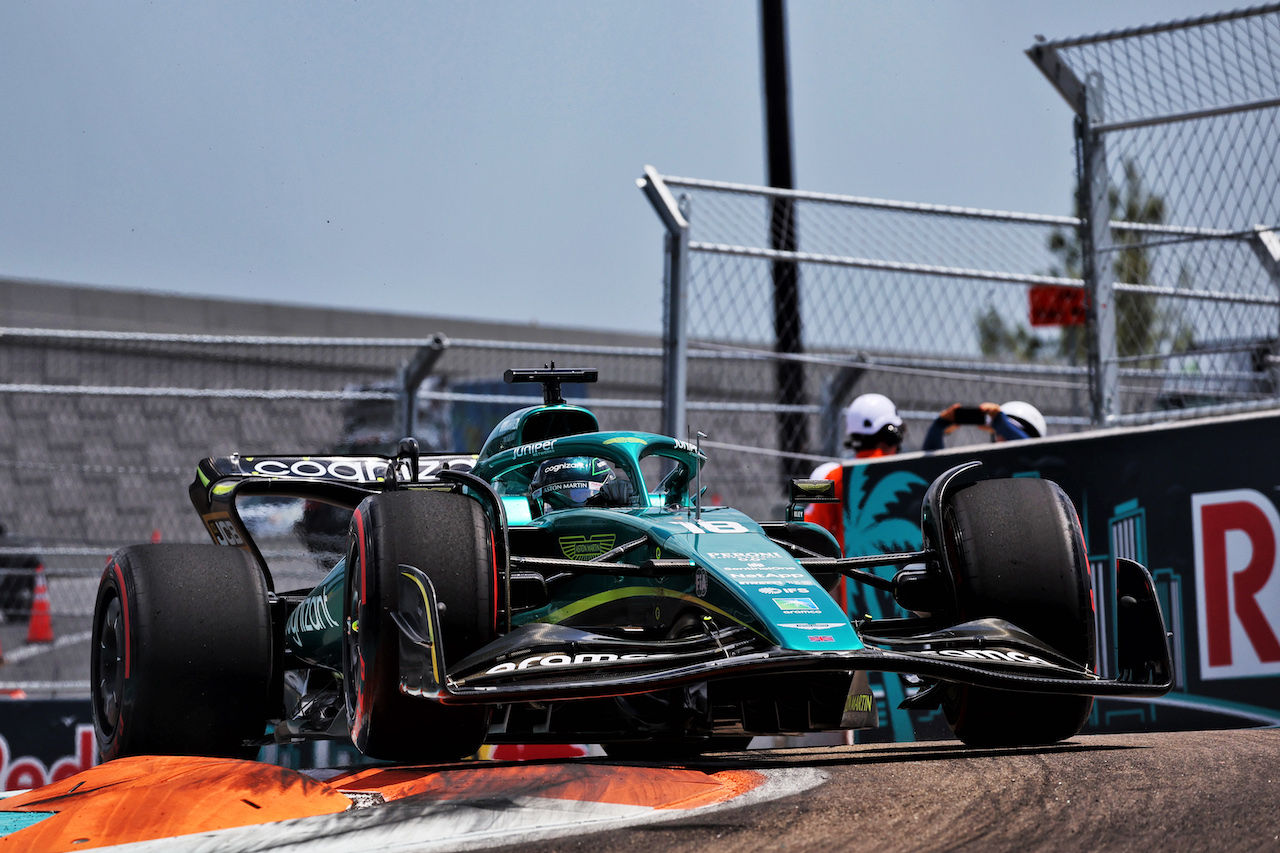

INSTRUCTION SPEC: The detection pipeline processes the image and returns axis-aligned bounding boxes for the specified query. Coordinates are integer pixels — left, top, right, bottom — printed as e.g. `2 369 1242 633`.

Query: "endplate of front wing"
392 558 1172 706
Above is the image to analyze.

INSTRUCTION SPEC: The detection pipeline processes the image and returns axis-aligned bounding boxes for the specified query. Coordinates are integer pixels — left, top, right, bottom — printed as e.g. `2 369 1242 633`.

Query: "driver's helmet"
530 456 615 511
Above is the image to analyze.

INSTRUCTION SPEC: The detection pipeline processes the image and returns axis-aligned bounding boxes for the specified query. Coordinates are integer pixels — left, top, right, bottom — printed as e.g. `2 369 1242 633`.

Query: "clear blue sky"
0 1 1218 334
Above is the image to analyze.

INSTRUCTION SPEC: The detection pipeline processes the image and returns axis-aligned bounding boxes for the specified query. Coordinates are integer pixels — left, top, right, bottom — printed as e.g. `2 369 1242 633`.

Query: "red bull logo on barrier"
1193 489 1280 680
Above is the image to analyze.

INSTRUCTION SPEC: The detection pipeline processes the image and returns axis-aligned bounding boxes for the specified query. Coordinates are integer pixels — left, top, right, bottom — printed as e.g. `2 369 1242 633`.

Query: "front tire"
940 478 1095 747
344 489 497 763
91 544 273 761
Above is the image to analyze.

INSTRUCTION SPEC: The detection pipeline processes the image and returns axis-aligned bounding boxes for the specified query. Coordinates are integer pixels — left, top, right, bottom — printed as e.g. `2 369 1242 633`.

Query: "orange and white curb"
0 754 823 852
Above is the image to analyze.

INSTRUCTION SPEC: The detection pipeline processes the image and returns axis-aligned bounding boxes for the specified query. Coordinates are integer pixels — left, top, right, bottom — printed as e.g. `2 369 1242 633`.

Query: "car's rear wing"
188 449 478 589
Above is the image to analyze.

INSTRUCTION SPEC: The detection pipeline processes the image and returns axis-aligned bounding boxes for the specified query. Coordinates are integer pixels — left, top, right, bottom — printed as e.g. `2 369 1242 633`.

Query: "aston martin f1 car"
91 367 1172 763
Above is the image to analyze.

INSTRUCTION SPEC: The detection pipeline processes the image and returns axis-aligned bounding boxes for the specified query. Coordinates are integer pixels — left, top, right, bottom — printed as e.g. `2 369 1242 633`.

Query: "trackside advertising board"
0 700 94 790
835 409 1280 742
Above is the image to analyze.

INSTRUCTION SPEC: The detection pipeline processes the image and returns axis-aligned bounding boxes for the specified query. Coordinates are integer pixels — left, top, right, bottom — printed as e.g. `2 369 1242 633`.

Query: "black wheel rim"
94 594 125 736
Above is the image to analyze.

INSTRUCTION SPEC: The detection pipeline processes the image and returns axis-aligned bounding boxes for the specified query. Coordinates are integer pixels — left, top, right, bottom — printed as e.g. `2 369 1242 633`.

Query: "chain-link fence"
0 328 677 692
640 5 1280 503
0 325 849 692
639 174 1096 487
0 328 677 540
8 5 1278 698
1030 4 1280 424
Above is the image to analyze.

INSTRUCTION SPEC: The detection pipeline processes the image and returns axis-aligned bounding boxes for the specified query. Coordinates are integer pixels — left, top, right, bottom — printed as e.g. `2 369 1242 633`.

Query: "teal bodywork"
499 509 859 652
282 482 855 669
182 379 1176 755
279 402 855 670
285 560 346 671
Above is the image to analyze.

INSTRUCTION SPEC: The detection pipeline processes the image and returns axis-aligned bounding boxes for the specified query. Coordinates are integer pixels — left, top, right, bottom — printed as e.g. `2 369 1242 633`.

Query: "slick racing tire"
345 489 497 763
91 544 273 761
940 477 1096 747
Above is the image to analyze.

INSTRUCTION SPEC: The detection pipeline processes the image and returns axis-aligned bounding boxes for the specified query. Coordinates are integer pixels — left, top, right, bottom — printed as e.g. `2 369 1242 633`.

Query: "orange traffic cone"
26 563 53 644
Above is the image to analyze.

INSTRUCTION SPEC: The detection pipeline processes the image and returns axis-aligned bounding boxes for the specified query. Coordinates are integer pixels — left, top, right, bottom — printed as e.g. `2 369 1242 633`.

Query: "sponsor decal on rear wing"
201 453 478 485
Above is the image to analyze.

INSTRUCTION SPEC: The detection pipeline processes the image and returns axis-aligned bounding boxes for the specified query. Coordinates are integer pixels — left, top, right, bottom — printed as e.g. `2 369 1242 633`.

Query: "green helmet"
530 457 615 511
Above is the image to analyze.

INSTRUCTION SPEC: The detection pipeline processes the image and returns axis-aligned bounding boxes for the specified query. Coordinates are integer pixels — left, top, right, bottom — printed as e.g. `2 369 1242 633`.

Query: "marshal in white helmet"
843 393 904 456
999 401 1047 440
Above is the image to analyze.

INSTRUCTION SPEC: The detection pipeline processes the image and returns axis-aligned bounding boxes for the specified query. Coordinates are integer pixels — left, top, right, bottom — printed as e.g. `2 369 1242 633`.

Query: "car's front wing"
390 558 1172 707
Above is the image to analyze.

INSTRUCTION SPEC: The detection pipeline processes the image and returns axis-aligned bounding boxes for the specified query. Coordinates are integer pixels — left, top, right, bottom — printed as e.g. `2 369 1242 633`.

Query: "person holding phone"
922 400 1046 451
805 393 904 545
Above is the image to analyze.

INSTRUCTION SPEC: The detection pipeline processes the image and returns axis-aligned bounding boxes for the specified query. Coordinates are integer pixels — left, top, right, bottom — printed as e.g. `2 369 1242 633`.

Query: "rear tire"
940 478 1095 747
91 544 273 761
345 489 497 763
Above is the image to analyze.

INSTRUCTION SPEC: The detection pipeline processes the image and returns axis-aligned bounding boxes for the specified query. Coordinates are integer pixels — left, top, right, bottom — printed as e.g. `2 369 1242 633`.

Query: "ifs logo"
1192 489 1280 680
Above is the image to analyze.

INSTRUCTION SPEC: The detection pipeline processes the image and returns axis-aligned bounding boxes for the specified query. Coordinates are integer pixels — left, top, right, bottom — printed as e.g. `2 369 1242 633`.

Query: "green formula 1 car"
91 367 1172 763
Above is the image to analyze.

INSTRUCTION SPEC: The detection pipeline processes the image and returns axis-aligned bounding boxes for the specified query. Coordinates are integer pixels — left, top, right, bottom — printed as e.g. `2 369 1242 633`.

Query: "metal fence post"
396 335 447 440
1079 73 1119 425
818 363 865 458
1029 41 1119 425
761 0 806 477
1251 225 1280 392
639 166 691 441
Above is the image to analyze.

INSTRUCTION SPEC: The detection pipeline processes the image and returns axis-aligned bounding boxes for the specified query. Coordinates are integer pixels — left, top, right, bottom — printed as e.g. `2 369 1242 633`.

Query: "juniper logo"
513 439 557 458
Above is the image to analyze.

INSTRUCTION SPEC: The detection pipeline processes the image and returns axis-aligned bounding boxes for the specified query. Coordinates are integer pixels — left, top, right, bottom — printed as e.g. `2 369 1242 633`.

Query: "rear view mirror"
787 478 838 521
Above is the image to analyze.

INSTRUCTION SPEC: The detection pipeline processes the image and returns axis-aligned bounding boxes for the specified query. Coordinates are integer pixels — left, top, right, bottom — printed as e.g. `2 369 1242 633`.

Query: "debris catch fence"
641 5 1280 495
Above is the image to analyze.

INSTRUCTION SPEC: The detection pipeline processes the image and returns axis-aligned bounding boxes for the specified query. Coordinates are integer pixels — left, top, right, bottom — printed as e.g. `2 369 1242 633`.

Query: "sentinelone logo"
1192 489 1280 680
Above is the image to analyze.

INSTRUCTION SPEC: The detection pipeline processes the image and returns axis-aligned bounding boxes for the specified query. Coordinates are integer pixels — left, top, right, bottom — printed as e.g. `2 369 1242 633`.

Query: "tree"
977 305 1051 362
979 160 1193 365
1053 160 1194 364
1111 161 1165 359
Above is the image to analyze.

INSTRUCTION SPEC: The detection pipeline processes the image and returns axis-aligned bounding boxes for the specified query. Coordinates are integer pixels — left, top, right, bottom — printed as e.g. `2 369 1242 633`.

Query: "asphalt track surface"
507 729 1280 853
3 728 1277 851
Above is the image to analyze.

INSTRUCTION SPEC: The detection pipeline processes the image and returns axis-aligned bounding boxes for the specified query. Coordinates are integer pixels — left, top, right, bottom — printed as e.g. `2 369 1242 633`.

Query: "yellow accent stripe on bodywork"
541 586 770 641
400 570 441 687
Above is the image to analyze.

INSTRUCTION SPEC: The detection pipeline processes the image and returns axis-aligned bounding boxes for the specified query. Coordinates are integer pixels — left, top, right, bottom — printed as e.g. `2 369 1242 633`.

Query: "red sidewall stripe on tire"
354 507 368 608
109 560 132 680
354 507 370 730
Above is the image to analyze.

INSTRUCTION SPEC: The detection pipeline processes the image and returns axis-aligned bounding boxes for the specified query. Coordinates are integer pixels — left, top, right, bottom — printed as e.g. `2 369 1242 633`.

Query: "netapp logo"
726 571 808 586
